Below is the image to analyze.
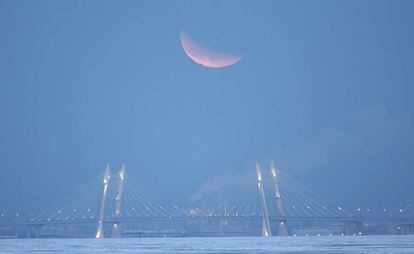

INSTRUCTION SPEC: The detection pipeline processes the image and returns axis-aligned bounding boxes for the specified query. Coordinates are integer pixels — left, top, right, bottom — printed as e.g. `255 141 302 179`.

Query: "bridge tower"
256 162 272 237
95 164 111 238
111 164 126 238
270 161 289 236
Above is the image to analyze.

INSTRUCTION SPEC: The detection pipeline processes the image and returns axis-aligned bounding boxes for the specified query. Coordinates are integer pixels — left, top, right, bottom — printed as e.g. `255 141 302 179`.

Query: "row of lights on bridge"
1 207 409 219
353 208 405 213
292 232 364 237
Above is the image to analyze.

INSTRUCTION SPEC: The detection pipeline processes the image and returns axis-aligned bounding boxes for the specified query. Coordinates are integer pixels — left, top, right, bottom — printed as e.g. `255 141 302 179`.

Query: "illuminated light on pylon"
256 162 272 237
96 164 111 239
270 161 289 236
111 164 126 238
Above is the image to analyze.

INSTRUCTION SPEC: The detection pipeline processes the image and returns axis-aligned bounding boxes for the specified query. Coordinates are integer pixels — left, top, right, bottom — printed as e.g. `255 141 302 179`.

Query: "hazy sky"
1 0 413 214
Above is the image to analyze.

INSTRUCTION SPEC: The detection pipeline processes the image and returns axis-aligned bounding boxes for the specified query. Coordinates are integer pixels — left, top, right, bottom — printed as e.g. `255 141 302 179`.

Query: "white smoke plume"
188 170 255 204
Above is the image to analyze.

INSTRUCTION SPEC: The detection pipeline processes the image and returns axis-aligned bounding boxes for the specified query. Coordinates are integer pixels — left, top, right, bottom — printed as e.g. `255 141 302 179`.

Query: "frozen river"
1 235 414 253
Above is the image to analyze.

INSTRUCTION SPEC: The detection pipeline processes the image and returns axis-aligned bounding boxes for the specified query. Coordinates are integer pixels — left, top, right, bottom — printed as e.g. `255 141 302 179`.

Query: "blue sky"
0 0 413 213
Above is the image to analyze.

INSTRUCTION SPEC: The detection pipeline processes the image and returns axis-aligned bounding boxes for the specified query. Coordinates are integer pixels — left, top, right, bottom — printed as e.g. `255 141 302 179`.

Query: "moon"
180 31 242 68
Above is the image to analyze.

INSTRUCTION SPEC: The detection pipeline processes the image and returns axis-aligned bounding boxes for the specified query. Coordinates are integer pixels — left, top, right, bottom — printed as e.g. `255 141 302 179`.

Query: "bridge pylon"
270 161 289 236
95 164 111 238
256 162 272 237
111 164 126 238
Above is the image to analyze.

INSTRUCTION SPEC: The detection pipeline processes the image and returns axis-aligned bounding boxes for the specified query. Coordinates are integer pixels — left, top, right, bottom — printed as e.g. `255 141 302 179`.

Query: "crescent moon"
180 31 242 68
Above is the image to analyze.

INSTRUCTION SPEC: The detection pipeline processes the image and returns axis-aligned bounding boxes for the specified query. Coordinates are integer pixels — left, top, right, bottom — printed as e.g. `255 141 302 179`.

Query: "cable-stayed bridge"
6 162 413 238
187 162 352 237
29 164 182 238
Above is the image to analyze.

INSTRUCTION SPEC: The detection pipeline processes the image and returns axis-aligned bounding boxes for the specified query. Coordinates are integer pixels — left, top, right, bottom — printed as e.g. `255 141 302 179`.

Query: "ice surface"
0 236 414 254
